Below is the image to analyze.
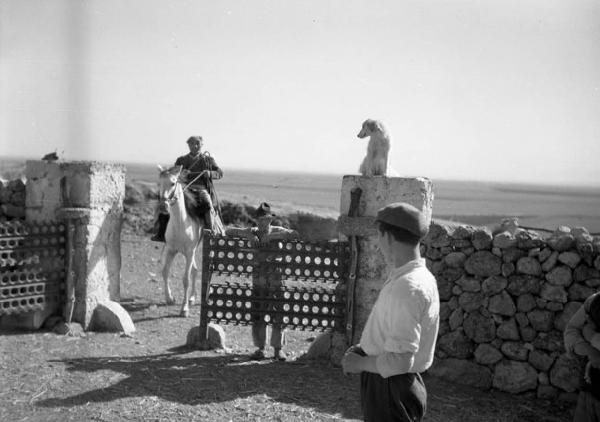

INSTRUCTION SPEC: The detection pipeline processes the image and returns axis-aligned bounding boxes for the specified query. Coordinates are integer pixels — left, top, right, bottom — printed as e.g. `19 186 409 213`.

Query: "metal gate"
199 234 350 333
0 221 66 316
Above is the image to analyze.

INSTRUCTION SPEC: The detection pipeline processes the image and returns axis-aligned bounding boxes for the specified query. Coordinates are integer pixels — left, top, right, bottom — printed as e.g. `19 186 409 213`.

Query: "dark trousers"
360 371 427 422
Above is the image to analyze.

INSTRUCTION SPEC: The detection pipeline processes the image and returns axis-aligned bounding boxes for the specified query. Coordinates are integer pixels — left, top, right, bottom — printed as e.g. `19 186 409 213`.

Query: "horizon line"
3 155 600 190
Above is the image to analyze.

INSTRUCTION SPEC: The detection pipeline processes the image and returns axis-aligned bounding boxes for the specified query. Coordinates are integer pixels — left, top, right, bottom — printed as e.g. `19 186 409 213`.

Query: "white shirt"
359 258 440 376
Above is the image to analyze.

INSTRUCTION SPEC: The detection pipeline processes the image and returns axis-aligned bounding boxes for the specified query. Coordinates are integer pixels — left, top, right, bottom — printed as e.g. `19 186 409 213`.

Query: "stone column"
23 160 133 332
306 175 433 362
339 176 434 343
57 161 130 330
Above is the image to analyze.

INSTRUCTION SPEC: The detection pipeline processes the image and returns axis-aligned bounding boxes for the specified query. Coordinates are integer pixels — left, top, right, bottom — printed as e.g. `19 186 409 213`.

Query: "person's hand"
341 350 364 375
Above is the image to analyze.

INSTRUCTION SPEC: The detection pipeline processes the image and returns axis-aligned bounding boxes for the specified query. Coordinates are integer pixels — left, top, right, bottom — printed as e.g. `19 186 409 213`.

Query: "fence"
0 220 66 316
198 233 351 338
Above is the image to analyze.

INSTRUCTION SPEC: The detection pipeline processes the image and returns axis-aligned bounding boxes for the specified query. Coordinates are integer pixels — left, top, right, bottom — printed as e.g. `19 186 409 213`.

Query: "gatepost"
24 160 134 332
307 175 434 362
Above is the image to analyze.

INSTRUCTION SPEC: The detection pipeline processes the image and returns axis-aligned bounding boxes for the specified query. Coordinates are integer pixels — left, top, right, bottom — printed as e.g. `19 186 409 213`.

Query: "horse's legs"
189 257 198 306
180 252 194 317
189 242 202 305
162 248 176 305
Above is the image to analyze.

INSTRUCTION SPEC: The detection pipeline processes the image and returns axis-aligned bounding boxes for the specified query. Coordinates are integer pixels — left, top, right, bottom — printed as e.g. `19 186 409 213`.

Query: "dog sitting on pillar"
357 119 391 177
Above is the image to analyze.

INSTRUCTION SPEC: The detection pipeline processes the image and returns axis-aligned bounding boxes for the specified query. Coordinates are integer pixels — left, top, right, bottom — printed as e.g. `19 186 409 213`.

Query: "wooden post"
197 229 212 349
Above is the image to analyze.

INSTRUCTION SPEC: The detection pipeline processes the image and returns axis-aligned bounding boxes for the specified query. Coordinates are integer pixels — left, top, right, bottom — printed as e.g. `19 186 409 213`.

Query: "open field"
3 158 600 231
0 235 575 421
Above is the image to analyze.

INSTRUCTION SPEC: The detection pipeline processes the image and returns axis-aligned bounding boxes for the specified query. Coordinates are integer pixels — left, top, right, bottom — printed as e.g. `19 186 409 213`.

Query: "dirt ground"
0 235 575 422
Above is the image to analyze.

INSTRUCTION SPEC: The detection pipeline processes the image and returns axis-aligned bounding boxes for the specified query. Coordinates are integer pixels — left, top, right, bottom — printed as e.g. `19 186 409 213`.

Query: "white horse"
156 165 204 317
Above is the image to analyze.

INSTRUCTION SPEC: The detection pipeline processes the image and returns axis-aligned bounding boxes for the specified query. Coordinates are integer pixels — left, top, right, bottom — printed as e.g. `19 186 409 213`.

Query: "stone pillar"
22 160 133 332
57 161 127 329
338 176 434 344
306 175 433 363
25 160 63 222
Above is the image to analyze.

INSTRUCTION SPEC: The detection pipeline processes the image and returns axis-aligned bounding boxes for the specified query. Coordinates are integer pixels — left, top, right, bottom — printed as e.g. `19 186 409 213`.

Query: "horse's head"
157 165 183 213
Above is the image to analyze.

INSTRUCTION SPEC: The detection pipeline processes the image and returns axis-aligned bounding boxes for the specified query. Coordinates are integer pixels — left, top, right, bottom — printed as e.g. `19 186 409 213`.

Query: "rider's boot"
151 213 169 242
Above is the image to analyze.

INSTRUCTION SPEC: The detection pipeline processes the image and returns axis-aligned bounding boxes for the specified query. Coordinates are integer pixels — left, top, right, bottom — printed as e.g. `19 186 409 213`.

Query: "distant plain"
3 159 600 232
126 162 600 233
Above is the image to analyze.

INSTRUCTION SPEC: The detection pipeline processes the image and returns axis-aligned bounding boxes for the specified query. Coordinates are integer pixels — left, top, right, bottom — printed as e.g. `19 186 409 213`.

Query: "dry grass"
0 235 575 422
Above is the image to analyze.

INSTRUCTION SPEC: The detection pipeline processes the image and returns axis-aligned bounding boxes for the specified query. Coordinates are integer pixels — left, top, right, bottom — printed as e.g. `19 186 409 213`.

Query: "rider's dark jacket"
174 152 223 191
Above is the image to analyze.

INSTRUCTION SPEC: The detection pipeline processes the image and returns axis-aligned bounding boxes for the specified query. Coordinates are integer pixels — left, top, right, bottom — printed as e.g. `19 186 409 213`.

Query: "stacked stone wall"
423 222 600 398
0 178 26 220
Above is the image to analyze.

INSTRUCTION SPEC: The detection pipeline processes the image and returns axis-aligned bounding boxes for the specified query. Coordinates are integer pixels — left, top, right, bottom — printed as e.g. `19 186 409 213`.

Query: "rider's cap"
255 202 275 218
375 202 429 240
187 136 203 144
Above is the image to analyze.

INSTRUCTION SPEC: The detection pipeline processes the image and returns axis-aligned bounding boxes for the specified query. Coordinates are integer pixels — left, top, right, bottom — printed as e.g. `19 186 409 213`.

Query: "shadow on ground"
37 351 361 419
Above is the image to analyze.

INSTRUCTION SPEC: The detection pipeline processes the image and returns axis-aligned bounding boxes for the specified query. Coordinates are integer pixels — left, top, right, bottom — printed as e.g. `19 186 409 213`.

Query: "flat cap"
187 136 203 144
376 202 429 239
255 202 275 218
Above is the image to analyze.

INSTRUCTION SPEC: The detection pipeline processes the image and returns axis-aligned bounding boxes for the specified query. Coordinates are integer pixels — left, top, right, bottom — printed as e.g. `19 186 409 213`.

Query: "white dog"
357 119 391 176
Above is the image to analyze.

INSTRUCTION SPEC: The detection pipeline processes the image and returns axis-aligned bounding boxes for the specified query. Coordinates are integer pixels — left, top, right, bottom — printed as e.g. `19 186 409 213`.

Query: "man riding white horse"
152 135 223 242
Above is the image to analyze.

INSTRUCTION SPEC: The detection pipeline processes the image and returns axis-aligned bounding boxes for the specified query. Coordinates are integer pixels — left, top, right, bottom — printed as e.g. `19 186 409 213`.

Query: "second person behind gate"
225 202 299 361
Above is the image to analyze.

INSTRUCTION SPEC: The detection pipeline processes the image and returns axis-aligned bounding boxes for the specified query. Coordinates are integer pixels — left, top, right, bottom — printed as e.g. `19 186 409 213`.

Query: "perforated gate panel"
202 235 350 332
0 221 66 315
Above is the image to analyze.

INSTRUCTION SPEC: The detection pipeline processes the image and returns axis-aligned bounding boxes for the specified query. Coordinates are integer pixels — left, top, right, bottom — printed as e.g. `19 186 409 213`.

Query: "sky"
1 0 599 185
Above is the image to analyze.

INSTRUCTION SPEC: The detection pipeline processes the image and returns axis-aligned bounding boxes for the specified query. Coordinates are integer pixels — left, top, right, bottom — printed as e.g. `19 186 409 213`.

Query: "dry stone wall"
423 222 600 399
0 178 26 220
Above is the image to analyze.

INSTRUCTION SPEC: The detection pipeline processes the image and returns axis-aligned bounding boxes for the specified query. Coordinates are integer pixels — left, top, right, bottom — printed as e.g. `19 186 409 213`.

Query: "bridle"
159 173 181 210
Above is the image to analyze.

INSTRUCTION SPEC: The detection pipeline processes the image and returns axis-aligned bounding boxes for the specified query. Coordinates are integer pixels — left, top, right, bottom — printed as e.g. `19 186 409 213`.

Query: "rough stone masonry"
425 222 600 399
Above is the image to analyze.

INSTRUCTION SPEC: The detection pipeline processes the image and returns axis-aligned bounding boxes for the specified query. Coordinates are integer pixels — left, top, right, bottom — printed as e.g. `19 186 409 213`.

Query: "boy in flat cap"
341 202 439 422
152 136 223 241
226 203 299 361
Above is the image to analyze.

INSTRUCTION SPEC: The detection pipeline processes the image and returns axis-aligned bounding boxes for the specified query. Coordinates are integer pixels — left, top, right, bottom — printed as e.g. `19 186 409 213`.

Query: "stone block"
90 301 135 334
529 349 556 372
489 291 516 316
474 343 503 365
339 176 433 220
558 252 582 269
568 283 595 302
429 358 492 390
501 342 529 361
497 318 520 340
25 160 62 222
503 247 526 263
455 275 480 292
517 294 537 313
574 265 600 282
493 360 538 393
304 332 332 359
482 275 507 296
540 284 568 304
186 324 227 350
493 232 517 249
527 309 554 332
550 354 583 393
437 329 474 358
465 251 502 277
464 311 496 343
546 266 573 287
445 252 467 269
542 251 559 272
507 275 541 296
459 291 488 312
516 257 542 276
472 229 493 250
